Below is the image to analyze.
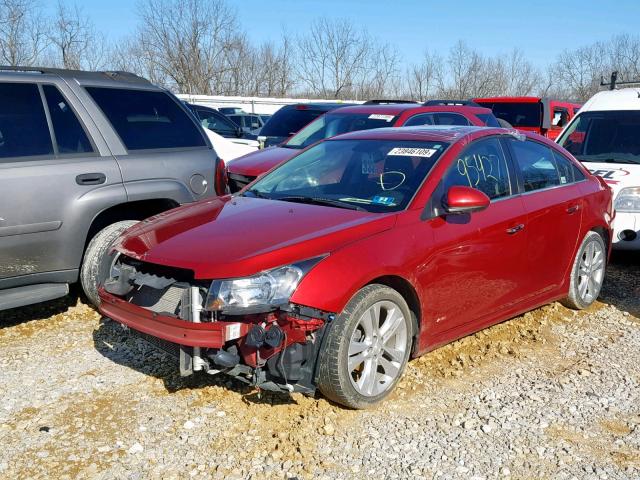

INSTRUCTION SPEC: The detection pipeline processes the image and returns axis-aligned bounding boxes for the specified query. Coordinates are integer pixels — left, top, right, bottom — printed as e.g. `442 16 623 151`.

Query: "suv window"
86 87 206 150
197 108 237 135
442 137 511 200
405 112 470 127
43 85 93 155
260 107 323 137
509 139 562 192
0 83 53 160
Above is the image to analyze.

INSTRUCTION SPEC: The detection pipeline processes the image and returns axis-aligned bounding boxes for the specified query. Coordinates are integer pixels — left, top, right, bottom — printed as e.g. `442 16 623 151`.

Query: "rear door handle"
567 204 580 214
76 173 106 185
506 224 525 235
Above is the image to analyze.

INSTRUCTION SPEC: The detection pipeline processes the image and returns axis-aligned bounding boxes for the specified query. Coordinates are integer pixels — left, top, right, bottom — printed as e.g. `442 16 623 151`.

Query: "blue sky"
65 0 638 68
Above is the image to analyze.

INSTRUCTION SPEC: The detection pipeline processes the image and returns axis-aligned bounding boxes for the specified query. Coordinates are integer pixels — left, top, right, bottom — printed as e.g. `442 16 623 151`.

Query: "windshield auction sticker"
388 147 438 157
368 114 395 122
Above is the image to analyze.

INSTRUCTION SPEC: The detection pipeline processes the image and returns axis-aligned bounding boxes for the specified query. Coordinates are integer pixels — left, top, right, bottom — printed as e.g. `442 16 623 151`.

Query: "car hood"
582 162 640 197
227 147 298 177
115 196 396 279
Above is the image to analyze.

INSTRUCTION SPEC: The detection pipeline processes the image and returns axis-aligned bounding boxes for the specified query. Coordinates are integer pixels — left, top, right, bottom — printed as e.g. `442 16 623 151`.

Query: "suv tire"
81 220 138 306
317 284 413 409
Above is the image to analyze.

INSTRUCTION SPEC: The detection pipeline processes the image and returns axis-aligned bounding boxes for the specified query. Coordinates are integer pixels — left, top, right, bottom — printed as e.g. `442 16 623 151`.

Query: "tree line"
1 0 638 102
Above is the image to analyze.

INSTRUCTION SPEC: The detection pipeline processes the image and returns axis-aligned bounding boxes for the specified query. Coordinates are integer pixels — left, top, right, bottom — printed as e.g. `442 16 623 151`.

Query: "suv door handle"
76 173 106 185
566 204 580 214
506 224 525 235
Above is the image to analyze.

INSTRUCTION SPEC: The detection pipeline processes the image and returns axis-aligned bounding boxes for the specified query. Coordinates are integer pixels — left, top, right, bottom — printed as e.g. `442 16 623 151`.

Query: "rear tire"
80 220 138 307
317 284 413 409
561 231 606 310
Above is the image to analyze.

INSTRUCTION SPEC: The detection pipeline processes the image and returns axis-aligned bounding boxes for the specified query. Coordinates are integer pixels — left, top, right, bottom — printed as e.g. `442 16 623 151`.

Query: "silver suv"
0 67 224 310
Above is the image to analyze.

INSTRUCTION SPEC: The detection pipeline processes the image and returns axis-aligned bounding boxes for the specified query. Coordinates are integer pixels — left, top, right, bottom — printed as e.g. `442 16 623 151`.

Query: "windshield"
475 101 542 127
246 139 448 213
285 112 398 149
259 107 324 137
557 111 640 165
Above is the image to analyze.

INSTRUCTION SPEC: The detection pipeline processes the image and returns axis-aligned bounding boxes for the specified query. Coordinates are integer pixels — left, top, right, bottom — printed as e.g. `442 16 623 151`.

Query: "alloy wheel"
577 240 605 304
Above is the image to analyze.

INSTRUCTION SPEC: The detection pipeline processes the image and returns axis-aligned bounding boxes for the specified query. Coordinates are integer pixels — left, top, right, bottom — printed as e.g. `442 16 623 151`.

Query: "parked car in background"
557 86 640 250
0 67 225 311
473 96 581 140
99 125 612 409
227 113 265 133
257 102 357 148
218 107 245 115
185 103 258 148
259 114 272 124
227 101 500 192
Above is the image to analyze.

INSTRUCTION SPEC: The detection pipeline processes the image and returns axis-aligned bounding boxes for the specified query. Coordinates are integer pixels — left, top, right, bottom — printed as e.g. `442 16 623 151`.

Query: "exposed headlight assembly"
205 256 325 314
614 186 640 213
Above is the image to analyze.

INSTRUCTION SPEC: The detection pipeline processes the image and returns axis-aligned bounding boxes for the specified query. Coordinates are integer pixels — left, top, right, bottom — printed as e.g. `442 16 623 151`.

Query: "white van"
557 88 640 250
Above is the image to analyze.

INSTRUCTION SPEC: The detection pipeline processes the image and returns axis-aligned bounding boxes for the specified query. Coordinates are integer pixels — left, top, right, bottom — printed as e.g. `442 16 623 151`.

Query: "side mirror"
443 186 490 214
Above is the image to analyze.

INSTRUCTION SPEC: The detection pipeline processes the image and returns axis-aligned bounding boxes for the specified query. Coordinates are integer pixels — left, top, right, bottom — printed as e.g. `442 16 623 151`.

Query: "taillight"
215 158 228 196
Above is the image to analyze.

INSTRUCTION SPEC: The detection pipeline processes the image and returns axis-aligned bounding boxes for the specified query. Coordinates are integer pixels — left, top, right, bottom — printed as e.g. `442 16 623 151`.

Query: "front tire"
80 220 138 306
317 284 413 409
562 231 606 310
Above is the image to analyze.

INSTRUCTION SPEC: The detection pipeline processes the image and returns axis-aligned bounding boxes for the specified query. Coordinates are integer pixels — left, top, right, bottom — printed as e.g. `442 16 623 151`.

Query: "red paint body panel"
103 127 613 363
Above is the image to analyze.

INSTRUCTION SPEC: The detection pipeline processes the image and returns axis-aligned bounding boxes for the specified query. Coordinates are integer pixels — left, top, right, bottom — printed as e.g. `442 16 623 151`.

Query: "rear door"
424 136 529 335
84 87 217 203
505 138 584 295
0 81 124 282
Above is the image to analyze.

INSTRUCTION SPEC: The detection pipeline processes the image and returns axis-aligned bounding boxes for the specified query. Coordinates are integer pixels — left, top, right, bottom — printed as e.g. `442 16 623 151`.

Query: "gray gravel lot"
0 252 638 480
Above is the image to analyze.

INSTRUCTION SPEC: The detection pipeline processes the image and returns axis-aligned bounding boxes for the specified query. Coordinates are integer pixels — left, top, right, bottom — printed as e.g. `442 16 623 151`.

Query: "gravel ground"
0 252 638 480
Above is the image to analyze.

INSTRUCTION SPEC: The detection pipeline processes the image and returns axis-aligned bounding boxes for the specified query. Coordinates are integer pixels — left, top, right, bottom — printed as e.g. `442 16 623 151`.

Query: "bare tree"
496 49 541 96
135 0 239 94
406 50 442 101
0 0 46 66
47 1 108 70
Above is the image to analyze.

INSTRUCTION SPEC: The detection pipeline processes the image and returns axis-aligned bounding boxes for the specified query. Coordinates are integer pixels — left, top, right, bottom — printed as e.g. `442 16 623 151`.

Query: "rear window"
86 87 206 150
475 101 542 127
557 111 640 165
0 82 53 160
475 113 501 127
259 106 325 137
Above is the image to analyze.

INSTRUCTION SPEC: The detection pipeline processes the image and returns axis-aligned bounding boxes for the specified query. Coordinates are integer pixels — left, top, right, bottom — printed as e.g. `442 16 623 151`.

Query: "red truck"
473 96 581 140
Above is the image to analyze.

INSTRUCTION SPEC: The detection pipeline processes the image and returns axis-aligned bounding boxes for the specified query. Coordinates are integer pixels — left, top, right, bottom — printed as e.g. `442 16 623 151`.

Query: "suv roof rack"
0 66 151 85
363 99 419 105
423 99 481 107
600 71 640 90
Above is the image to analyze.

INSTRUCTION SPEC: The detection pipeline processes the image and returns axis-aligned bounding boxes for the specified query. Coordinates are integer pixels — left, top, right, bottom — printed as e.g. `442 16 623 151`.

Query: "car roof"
326 104 493 116
474 96 581 107
328 125 554 145
579 88 640 112
283 102 358 112
0 66 157 89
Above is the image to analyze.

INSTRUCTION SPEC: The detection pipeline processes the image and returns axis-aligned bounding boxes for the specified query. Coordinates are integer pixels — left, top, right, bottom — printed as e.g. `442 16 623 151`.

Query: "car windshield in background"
85 88 206 150
259 107 324 137
476 101 542 127
247 139 448 213
285 113 398 149
557 111 640 165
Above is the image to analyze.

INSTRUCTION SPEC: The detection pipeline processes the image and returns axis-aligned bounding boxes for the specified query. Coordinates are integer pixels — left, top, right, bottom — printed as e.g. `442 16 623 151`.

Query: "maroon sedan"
99 126 613 409
226 103 500 192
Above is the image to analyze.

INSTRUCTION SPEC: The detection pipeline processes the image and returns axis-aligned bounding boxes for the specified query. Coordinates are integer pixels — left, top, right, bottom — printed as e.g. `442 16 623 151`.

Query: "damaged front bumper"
98 284 334 396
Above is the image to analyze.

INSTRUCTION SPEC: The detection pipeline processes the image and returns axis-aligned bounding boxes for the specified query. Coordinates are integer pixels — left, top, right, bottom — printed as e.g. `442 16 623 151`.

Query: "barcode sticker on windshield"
388 147 437 157
368 114 395 122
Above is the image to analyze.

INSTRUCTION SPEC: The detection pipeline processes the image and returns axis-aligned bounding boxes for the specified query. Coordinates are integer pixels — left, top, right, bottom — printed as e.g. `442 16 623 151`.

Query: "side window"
442 137 511 200
85 87 206 150
404 113 435 127
510 139 560 192
552 108 569 128
199 110 236 134
42 85 93 154
552 150 585 183
0 82 53 160
434 113 470 126
476 113 501 127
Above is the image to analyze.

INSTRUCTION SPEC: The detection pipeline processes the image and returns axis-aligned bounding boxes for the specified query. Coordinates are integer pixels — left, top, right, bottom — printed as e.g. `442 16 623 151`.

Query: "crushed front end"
98 255 334 395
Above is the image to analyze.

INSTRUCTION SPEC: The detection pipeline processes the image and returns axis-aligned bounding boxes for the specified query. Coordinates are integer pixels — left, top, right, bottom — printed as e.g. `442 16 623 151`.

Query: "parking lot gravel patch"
0 254 638 479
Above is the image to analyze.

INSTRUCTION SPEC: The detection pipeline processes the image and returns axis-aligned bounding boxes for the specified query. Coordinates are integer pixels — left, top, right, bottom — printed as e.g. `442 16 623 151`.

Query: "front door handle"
506 224 525 235
76 173 106 186
567 204 580 214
